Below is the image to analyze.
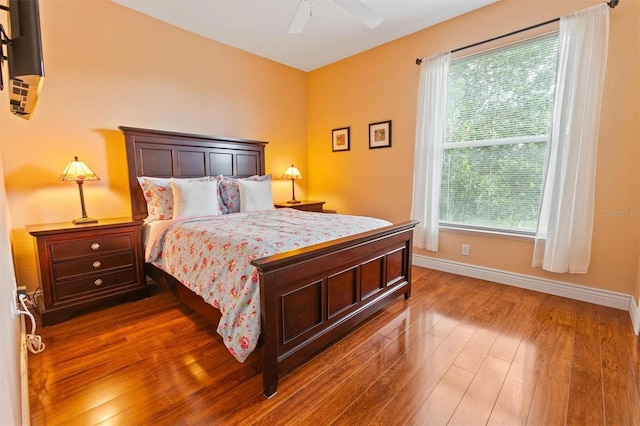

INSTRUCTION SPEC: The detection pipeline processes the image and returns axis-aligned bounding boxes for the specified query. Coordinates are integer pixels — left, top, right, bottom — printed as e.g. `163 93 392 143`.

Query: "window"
439 34 559 234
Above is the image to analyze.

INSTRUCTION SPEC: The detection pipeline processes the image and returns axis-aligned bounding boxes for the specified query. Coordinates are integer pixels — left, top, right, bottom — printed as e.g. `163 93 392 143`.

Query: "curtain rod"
415 0 619 65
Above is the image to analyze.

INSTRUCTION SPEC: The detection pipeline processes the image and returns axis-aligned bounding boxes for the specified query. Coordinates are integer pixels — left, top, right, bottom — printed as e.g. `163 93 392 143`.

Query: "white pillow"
238 179 274 212
170 179 219 219
138 176 211 222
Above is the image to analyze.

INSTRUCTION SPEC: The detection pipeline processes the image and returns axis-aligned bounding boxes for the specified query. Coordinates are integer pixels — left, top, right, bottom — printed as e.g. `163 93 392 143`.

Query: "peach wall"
307 0 640 295
0 0 308 291
1 0 638 299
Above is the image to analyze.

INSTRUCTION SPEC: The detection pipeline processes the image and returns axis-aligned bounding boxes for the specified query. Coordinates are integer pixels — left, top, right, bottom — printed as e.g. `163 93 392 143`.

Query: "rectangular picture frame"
369 120 392 149
332 127 350 152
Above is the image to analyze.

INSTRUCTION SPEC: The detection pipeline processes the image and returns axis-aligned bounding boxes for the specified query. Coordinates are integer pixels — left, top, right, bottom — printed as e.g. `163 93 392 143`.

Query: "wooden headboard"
121 126 268 221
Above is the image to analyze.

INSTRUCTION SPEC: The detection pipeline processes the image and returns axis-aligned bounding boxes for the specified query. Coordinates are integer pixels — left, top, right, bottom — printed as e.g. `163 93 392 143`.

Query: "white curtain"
533 3 610 273
411 52 450 251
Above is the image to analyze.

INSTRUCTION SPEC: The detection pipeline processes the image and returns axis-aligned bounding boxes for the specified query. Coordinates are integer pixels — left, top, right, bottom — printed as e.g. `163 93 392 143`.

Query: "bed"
121 126 418 397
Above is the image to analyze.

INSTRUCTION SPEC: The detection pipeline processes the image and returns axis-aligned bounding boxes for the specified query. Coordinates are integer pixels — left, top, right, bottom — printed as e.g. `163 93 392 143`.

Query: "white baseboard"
630 296 640 335
20 314 30 426
413 254 634 316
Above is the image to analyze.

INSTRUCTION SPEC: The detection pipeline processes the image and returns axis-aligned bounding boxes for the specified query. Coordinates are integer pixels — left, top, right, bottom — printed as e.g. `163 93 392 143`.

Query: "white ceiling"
111 0 499 72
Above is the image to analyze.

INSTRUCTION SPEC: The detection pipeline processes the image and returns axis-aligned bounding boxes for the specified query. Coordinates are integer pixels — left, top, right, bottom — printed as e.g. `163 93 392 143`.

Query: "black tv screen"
7 0 44 119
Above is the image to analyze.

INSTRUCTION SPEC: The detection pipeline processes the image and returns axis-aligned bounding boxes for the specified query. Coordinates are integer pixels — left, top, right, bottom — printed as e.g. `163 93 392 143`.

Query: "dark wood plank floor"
28 267 640 425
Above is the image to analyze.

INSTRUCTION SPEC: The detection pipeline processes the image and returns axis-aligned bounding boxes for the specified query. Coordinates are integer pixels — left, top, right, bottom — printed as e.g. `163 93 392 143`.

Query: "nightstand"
26 217 148 326
274 200 326 213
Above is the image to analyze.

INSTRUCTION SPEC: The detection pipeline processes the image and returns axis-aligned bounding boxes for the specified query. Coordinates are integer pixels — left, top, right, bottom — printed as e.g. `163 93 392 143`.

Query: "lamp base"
73 217 98 225
286 200 301 204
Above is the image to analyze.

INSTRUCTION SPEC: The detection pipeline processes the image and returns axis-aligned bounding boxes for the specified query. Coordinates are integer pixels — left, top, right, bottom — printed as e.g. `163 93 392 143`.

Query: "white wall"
0 152 23 424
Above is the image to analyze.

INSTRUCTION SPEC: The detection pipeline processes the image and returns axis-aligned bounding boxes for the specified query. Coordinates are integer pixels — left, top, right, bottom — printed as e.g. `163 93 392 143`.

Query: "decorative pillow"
138 176 210 221
212 175 229 215
219 174 272 214
170 179 220 219
137 177 156 222
238 179 274 212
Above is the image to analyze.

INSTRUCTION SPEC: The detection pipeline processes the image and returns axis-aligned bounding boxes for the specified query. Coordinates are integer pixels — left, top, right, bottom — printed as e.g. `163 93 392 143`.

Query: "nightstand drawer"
54 252 134 280
56 268 137 299
51 234 134 260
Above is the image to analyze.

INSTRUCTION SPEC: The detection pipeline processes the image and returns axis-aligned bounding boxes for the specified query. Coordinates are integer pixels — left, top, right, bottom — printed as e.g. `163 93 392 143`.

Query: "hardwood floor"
28 267 640 425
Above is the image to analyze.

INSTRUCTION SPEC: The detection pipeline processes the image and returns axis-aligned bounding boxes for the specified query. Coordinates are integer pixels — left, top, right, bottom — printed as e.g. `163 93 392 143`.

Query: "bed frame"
121 126 418 397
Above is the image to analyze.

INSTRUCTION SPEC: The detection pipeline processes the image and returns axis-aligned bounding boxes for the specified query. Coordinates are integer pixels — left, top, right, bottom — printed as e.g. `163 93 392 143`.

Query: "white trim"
20 314 29 425
439 224 535 240
443 134 548 149
630 296 640 335
413 254 631 312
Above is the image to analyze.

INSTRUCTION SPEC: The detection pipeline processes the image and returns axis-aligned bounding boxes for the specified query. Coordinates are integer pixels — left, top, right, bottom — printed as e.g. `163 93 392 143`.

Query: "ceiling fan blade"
288 0 311 34
336 0 383 29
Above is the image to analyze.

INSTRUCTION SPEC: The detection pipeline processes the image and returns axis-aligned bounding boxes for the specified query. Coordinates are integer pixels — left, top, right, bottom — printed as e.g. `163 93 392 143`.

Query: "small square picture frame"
332 127 350 152
369 120 392 149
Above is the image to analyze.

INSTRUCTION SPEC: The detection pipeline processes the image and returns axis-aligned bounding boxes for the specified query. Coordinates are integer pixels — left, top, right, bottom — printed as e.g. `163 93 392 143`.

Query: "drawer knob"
94 279 103 286
91 243 100 251
92 261 102 269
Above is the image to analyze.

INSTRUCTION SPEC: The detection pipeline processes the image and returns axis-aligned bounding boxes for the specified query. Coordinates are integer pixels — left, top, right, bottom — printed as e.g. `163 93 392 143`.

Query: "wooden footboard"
252 220 417 397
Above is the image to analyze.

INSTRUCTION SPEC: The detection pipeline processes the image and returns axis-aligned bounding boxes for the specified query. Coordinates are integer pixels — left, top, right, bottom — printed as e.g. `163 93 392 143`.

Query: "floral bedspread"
145 208 391 362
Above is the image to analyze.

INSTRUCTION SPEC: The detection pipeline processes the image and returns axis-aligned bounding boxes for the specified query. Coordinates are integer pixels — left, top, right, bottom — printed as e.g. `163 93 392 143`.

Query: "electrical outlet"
11 288 18 319
461 244 470 256
17 286 27 297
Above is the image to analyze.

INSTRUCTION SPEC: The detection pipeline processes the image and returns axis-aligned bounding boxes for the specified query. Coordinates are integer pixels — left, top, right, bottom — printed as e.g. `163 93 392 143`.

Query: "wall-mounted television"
2 0 44 120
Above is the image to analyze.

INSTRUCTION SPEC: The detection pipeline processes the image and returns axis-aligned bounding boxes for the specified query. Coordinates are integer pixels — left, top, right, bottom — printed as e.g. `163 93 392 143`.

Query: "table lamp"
281 164 302 204
59 156 100 224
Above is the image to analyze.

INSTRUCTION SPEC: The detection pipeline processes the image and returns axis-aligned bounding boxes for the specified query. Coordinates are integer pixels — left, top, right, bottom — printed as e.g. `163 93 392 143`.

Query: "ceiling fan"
288 0 384 34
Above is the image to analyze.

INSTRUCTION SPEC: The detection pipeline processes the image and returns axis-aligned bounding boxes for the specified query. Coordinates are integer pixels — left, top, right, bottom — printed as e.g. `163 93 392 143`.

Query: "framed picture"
332 127 350 152
369 120 392 149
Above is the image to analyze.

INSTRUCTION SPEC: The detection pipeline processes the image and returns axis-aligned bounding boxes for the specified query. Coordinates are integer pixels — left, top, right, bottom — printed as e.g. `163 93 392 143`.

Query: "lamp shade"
59 156 100 182
281 165 302 180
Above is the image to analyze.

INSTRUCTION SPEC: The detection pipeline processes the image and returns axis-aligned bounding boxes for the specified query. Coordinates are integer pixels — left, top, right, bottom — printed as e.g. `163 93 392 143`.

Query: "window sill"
439 224 535 242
